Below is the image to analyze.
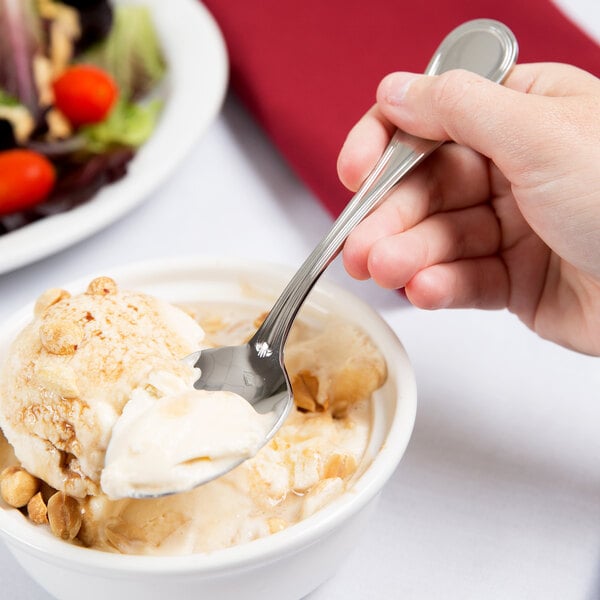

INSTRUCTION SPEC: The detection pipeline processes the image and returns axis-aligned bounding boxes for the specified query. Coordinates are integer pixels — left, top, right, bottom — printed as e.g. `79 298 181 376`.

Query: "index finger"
337 104 394 192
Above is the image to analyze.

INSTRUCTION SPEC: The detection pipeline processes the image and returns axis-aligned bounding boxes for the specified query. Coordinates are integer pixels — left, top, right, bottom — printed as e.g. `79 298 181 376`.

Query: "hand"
337 63 600 355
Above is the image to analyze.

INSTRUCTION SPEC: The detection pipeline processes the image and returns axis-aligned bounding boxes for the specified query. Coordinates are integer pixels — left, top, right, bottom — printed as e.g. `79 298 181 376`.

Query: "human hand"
337 63 600 355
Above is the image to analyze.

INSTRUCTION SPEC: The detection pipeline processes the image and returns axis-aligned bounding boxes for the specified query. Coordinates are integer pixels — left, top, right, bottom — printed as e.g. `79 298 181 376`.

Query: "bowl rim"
0 256 417 575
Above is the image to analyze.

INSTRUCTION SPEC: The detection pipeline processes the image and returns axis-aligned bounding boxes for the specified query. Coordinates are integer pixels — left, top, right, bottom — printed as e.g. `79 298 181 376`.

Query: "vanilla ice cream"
0 277 205 498
0 277 387 555
101 371 275 499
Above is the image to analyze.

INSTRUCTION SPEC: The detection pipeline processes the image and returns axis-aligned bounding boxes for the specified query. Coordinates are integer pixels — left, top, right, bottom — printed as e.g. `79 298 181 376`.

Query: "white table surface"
1 2 599 598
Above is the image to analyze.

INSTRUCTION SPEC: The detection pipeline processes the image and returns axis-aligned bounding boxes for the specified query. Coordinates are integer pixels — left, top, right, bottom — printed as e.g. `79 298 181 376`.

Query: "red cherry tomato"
0 150 56 215
53 65 118 126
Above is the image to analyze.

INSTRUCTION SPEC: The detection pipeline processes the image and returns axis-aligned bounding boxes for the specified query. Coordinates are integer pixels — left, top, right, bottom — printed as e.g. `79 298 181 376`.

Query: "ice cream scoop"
0 277 206 498
164 19 519 497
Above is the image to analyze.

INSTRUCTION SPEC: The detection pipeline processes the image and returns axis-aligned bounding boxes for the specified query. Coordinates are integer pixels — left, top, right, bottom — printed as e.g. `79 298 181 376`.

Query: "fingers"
405 257 510 310
374 64 600 180
348 204 501 289
375 69 539 169
338 62 600 312
337 105 395 192
342 143 491 280
503 62 600 96
338 63 600 193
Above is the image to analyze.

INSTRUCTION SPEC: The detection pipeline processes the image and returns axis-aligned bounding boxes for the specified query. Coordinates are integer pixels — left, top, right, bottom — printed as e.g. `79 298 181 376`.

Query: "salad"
0 0 166 235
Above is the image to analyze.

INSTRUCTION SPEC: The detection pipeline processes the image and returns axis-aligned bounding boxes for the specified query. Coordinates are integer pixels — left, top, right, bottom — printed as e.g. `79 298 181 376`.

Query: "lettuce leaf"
0 89 19 106
82 98 162 153
0 0 42 116
80 5 166 101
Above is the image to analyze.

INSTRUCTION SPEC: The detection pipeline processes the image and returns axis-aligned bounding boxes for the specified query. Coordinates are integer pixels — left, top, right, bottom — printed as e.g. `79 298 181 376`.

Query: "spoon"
163 19 518 496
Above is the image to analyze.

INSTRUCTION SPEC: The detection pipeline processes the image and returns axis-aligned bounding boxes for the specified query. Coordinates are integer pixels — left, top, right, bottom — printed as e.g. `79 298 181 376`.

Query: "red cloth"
202 0 600 217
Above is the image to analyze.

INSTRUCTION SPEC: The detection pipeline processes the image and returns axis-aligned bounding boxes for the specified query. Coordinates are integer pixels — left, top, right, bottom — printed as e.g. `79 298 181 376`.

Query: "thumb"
375 67 563 181
376 65 600 278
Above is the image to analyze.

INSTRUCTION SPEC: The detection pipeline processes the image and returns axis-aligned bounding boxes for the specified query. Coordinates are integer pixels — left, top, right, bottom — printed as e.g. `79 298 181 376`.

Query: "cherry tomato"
53 65 118 126
0 150 56 215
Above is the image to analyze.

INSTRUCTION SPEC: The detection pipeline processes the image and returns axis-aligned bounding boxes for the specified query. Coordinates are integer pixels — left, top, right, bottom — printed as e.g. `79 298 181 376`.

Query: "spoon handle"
252 19 518 355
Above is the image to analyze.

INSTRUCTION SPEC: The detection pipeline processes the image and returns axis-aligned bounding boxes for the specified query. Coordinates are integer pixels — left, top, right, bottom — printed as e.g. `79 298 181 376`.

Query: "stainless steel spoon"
151 19 517 497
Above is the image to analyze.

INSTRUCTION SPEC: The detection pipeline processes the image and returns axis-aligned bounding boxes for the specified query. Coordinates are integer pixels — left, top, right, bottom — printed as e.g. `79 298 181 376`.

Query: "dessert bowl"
0 257 416 600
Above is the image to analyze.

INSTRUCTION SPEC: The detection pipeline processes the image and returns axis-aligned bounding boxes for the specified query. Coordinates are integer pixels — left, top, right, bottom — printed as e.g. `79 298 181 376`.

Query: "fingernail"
380 72 419 106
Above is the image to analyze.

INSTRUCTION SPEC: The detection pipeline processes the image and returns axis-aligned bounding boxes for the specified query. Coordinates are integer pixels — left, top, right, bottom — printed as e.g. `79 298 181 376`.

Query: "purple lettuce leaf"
0 0 42 117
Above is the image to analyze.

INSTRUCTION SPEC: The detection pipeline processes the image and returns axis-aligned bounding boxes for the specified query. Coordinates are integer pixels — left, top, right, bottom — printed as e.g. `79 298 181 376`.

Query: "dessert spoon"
158 18 518 497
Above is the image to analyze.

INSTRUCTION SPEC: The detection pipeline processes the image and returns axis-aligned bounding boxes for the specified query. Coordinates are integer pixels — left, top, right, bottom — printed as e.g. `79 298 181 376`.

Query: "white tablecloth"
1 2 599 598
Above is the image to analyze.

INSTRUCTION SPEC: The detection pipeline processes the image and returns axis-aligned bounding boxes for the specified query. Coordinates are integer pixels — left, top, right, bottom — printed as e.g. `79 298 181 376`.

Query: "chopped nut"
47 492 82 541
40 319 83 355
267 517 287 534
292 370 320 412
49 8 79 77
27 492 48 525
324 453 357 479
0 467 39 508
45 108 72 140
0 105 35 143
33 55 53 106
34 288 71 317
86 277 118 296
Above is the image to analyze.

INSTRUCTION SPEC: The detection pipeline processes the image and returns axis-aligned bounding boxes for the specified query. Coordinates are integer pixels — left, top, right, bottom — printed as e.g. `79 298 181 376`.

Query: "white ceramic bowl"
0 258 417 600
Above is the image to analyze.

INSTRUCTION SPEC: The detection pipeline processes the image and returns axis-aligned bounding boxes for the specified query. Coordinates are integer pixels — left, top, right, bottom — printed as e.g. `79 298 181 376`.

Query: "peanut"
34 288 70 317
0 467 39 508
86 276 117 295
27 492 48 525
47 492 82 540
39 319 83 355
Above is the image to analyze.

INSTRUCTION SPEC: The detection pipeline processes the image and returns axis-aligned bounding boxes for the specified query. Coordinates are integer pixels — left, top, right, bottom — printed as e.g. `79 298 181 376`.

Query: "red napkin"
202 0 600 217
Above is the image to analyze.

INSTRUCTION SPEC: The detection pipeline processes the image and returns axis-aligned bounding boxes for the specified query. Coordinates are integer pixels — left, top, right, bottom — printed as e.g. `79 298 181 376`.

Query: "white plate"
0 0 228 275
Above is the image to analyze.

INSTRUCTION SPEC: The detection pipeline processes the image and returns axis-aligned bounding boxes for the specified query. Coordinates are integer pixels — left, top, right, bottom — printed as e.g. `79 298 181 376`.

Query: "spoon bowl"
157 18 518 497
